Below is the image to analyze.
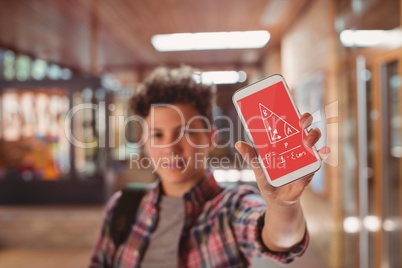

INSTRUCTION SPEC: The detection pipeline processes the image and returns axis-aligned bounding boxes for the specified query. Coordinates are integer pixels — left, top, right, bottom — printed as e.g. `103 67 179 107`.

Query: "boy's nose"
163 144 183 156
162 136 183 155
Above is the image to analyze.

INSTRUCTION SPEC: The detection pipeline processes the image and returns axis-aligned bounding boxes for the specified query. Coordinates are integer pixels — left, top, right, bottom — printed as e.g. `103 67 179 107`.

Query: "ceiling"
0 0 312 74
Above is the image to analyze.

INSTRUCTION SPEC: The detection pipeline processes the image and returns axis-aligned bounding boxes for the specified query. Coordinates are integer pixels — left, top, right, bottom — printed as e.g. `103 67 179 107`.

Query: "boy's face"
144 103 214 187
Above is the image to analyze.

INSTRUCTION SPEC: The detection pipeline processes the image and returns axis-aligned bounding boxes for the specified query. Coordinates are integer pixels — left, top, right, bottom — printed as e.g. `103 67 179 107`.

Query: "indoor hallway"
0 0 401 267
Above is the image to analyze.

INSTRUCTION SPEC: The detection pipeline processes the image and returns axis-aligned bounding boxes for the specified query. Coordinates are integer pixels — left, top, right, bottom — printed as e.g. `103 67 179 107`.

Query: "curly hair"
130 65 216 124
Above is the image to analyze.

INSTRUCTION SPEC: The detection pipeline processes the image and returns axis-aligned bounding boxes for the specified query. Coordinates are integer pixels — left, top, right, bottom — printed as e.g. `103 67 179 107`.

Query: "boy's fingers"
304 128 321 147
318 146 331 160
299 113 313 129
235 141 257 164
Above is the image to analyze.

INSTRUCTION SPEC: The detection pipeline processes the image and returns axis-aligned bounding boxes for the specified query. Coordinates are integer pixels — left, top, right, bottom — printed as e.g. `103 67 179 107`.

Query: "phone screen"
236 81 317 181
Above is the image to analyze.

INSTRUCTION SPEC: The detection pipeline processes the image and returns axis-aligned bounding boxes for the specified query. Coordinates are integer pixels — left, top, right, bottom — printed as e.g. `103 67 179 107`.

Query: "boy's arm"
235 113 330 251
262 200 306 251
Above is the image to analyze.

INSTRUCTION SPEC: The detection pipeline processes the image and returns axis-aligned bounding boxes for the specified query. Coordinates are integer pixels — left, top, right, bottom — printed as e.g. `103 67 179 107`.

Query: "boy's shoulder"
104 182 155 215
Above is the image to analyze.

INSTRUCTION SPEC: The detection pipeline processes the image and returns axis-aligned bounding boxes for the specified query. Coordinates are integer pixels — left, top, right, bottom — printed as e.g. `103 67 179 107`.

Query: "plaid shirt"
90 174 309 267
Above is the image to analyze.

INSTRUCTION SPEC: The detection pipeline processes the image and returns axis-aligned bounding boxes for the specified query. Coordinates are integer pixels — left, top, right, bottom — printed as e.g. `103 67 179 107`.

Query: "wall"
281 0 334 88
262 46 282 75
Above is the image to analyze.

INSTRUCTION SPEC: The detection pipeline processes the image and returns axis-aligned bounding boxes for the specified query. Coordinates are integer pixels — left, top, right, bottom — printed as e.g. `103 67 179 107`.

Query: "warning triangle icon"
259 103 299 144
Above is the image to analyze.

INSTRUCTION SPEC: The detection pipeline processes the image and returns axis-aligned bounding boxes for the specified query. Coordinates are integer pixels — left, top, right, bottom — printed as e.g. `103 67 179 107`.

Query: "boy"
90 66 329 267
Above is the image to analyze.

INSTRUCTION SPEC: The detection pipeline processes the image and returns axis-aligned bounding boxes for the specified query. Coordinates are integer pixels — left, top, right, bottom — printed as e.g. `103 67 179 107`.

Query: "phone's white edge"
268 158 321 187
232 74 322 188
232 74 285 102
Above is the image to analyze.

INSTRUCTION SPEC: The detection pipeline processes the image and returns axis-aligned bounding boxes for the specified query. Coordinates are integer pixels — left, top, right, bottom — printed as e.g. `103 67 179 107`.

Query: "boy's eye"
182 129 196 135
183 127 207 135
150 133 162 138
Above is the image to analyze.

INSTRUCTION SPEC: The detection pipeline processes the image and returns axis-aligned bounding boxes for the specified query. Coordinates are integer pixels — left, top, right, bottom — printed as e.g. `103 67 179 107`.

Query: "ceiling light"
363 215 381 232
151 31 270 52
340 30 387 47
193 71 247 85
340 29 402 48
383 218 401 231
343 216 360 233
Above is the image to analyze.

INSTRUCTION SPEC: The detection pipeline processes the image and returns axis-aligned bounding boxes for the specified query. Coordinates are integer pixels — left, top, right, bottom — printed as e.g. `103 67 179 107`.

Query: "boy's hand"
235 113 330 207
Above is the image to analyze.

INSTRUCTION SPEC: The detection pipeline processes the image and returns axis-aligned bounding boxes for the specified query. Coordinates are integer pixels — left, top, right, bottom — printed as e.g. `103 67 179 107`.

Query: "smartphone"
232 74 321 187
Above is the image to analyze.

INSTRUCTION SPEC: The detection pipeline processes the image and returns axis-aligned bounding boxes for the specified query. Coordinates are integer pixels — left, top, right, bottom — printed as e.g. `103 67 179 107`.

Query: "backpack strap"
110 184 147 251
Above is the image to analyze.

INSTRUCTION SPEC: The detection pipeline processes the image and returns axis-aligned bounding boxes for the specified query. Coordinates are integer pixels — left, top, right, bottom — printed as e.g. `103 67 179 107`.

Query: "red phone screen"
237 81 317 181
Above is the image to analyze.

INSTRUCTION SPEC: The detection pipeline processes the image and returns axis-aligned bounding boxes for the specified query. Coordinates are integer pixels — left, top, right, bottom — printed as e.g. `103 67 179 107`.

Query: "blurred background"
0 0 401 267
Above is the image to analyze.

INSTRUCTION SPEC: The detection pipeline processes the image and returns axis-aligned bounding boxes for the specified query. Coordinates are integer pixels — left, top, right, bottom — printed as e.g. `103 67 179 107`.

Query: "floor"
0 246 325 268
0 189 330 268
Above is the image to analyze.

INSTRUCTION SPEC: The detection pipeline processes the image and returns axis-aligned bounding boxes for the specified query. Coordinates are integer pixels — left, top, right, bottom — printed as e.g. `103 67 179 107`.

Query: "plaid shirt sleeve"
231 185 309 264
89 191 122 268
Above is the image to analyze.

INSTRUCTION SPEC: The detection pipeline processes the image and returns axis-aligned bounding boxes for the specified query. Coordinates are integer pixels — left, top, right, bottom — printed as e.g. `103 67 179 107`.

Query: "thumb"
235 141 256 160
235 141 265 178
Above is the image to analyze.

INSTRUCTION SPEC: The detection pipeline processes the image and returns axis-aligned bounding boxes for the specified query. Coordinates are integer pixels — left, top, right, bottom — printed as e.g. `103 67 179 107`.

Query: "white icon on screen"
259 103 299 144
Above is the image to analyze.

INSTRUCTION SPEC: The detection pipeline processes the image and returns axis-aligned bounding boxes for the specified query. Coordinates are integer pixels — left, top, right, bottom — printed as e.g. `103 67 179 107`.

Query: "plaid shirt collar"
147 172 223 220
